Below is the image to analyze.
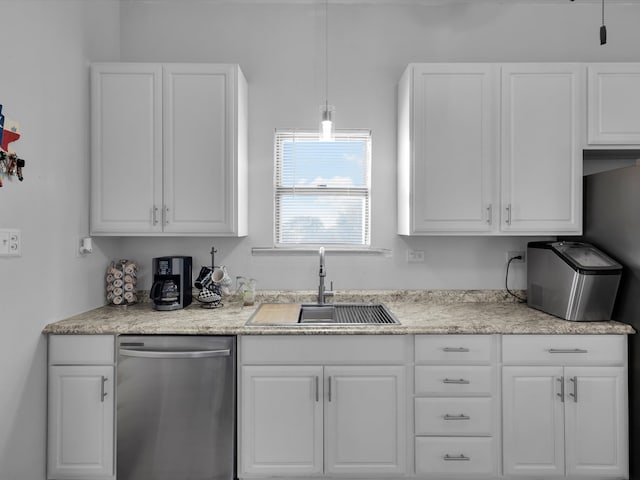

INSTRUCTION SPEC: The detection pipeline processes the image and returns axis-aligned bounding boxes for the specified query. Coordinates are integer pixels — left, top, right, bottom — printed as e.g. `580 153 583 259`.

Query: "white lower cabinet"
46 333 629 480
502 336 628 478
239 335 407 477
240 366 324 475
413 335 499 477
47 335 115 480
324 366 406 475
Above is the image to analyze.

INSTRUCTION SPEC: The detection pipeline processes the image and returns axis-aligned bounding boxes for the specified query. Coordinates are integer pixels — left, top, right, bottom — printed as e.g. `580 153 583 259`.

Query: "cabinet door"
48 365 114 478
324 366 406 475
501 64 583 234
502 366 564 476
564 367 628 477
588 64 640 145
240 366 323 476
163 64 244 234
91 64 163 234
409 64 497 233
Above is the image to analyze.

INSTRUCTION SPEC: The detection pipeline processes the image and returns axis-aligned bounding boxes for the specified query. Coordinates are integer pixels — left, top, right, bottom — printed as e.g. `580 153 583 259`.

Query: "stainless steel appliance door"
117 336 235 480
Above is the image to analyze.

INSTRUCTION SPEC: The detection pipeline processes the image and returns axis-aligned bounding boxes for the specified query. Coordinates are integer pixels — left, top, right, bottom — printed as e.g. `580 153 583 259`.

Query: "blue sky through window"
281 140 367 187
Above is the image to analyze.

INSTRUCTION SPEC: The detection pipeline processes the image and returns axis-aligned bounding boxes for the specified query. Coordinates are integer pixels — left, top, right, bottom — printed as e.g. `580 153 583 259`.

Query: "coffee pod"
113 295 123 305
124 282 134 292
113 287 124 296
113 278 123 288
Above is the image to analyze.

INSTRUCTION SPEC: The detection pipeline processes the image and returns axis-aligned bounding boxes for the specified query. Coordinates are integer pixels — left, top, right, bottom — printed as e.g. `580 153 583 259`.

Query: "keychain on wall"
0 104 26 187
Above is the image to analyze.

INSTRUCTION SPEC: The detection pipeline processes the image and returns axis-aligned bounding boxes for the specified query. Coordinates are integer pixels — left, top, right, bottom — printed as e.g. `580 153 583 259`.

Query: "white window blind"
274 129 371 246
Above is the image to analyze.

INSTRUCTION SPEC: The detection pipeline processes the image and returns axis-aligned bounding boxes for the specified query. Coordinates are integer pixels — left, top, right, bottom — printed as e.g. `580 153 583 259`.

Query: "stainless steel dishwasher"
117 336 235 480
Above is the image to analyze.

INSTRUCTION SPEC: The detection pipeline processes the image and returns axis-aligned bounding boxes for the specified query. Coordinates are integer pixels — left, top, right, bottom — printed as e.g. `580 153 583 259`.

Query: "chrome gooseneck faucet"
318 247 334 305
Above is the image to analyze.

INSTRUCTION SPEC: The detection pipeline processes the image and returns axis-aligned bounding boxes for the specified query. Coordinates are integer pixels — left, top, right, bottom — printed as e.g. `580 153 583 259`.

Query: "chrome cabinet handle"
569 376 578 402
486 204 492 224
315 376 320 402
443 378 470 385
443 347 470 353
101 376 108 402
444 414 470 421
444 454 470 461
152 206 159 225
548 348 588 354
505 204 512 225
557 376 565 402
163 206 169 225
328 376 332 402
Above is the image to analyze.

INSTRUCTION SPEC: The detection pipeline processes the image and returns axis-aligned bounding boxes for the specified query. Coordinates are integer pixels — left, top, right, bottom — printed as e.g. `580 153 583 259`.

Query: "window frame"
273 129 372 248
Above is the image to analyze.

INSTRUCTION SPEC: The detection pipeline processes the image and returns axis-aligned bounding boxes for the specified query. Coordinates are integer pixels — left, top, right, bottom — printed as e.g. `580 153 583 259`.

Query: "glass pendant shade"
320 104 334 141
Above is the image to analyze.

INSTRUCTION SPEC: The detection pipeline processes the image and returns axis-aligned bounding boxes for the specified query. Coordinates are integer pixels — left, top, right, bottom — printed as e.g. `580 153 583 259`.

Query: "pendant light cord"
325 0 330 108
600 0 607 45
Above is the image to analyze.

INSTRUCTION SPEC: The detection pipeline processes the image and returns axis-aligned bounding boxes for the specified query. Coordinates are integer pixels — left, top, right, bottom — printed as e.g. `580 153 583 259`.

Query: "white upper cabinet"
500 64 583 234
91 63 248 236
587 63 640 146
91 64 163 235
398 64 497 234
398 63 583 236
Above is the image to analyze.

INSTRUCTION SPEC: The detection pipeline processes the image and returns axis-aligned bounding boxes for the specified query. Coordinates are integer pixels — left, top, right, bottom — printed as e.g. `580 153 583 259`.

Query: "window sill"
251 247 392 257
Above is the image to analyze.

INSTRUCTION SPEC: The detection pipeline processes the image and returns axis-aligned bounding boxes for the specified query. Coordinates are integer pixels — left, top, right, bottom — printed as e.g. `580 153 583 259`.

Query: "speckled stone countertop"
42 290 635 335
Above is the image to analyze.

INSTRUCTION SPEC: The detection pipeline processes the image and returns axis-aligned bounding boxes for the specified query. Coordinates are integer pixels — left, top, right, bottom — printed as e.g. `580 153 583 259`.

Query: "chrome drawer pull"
548 348 588 354
444 454 470 461
443 347 470 353
444 414 470 421
443 378 470 384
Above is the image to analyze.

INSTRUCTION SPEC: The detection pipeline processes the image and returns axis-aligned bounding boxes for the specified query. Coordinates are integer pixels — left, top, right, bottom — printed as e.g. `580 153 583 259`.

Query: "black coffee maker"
150 256 193 310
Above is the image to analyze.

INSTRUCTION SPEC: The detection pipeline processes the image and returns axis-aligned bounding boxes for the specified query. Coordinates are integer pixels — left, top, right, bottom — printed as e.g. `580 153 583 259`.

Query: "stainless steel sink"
298 303 399 325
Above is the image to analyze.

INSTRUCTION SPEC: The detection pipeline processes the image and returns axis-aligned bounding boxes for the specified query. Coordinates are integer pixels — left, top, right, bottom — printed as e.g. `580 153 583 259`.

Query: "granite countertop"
42 290 635 336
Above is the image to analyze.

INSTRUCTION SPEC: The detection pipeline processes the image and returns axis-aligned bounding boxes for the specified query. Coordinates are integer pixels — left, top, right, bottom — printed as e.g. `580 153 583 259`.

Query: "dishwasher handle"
119 348 231 359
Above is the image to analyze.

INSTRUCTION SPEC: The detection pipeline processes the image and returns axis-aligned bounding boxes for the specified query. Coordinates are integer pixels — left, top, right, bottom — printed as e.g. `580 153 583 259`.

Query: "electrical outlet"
407 249 425 263
0 229 21 256
507 250 525 263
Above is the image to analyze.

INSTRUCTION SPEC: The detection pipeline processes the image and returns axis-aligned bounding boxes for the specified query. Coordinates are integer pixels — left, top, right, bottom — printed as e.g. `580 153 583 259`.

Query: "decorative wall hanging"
0 104 26 186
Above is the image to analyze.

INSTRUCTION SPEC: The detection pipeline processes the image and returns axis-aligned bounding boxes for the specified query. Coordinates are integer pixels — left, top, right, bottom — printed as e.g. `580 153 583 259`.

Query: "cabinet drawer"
415 335 495 364
502 335 626 366
49 335 115 365
415 398 493 436
415 366 494 396
240 335 407 364
415 437 494 475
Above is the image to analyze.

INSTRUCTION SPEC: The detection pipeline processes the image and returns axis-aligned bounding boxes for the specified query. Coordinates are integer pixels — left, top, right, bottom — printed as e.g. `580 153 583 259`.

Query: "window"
274 129 371 246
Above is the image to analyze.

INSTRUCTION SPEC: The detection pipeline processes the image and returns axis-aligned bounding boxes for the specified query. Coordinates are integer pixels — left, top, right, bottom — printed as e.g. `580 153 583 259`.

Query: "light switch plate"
0 229 21 256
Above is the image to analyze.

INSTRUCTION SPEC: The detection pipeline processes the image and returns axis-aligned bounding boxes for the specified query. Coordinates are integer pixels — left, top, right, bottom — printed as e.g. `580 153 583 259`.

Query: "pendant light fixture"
569 0 608 46
320 0 334 141
600 0 607 45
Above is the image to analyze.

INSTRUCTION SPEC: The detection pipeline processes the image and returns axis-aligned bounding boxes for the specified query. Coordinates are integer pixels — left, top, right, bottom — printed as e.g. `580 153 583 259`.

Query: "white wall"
118 0 640 292
0 1 120 479
2 1 640 477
